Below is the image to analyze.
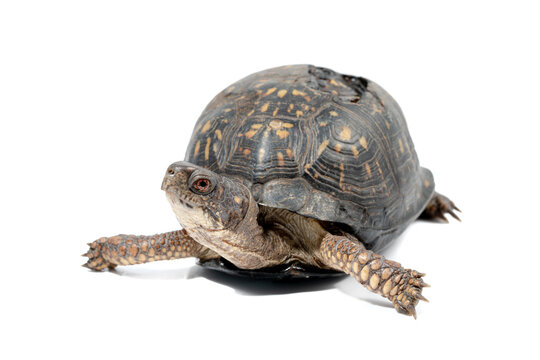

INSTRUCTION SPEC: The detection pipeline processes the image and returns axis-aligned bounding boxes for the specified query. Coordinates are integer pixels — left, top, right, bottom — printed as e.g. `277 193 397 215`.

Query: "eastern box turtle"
84 65 459 317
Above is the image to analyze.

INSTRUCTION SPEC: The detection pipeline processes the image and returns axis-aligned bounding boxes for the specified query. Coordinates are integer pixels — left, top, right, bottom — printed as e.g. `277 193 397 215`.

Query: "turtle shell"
185 65 434 253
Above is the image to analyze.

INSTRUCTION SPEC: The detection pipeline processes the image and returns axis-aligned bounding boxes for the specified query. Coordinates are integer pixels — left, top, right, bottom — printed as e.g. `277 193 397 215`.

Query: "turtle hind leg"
320 234 429 318
420 192 461 222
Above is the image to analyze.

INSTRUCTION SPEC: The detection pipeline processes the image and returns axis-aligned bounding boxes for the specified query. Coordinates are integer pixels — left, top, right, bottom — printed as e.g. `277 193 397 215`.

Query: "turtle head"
161 161 250 231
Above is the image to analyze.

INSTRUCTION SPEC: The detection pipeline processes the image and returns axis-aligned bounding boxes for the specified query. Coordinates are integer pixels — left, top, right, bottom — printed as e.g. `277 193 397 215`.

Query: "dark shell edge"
198 257 346 280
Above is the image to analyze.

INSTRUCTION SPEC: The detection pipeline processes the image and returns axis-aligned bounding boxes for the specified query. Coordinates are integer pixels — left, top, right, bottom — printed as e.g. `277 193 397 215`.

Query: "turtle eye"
192 178 212 194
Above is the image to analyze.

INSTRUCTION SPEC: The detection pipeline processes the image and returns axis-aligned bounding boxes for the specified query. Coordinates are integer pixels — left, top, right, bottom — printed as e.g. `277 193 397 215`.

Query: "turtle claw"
438 214 450 223
448 209 461 221
410 307 417 320
394 300 418 319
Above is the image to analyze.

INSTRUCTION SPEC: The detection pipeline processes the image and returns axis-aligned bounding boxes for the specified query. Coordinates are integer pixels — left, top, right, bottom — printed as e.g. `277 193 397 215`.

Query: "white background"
1 1 539 359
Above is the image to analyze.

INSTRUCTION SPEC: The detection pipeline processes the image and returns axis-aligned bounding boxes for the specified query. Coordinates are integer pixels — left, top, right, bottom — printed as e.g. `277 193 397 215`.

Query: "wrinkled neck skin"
179 192 292 269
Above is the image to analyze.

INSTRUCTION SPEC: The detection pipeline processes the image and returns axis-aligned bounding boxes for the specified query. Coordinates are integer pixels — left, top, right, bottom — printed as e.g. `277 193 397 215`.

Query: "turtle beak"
161 172 175 191
161 161 197 191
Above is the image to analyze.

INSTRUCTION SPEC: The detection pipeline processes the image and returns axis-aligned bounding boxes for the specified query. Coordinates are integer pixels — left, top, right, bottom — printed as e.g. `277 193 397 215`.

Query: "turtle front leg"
320 234 428 318
83 230 217 271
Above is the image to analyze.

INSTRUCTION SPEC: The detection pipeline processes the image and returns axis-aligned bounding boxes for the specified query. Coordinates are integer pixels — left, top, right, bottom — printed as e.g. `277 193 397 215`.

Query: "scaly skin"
83 230 216 271
85 161 446 317
320 234 429 318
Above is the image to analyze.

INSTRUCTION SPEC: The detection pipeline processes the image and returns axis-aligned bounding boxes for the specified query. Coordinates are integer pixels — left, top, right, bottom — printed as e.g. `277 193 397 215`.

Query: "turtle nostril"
168 169 175 175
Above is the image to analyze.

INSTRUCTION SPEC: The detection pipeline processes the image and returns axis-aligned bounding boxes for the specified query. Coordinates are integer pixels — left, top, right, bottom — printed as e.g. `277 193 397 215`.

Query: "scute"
185 65 434 251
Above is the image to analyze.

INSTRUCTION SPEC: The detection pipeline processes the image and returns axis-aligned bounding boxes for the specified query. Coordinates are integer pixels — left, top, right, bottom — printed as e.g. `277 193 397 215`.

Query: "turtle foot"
391 270 429 319
82 238 117 271
421 192 461 222
321 234 429 318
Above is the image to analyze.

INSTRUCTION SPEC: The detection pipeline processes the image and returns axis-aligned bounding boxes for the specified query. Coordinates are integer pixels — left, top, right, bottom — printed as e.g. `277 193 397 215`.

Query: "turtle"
84 65 459 317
